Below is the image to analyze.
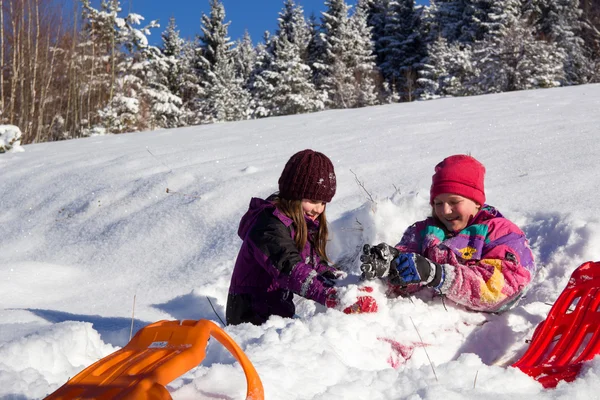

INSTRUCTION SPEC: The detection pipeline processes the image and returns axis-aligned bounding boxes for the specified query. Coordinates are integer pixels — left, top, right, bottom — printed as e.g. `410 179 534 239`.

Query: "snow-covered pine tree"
419 0 496 98
268 36 325 115
277 0 312 55
364 0 390 67
248 32 276 118
417 35 475 98
159 17 200 126
525 0 592 84
195 0 249 123
348 0 380 106
313 0 352 108
578 0 600 81
160 17 185 97
143 46 184 129
318 0 382 108
233 30 257 88
250 0 324 117
428 0 492 44
306 12 326 87
469 0 565 93
80 0 150 134
427 0 468 42
378 0 426 101
97 9 162 133
178 38 203 125
79 0 121 134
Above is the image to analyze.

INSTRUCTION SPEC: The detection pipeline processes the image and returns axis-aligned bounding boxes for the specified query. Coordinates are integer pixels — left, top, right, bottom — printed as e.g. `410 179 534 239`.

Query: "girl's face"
301 199 326 221
433 193 481 232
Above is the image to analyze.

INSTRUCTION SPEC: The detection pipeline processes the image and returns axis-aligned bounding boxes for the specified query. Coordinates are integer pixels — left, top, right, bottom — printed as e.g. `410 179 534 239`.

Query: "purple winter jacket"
226 197 336 325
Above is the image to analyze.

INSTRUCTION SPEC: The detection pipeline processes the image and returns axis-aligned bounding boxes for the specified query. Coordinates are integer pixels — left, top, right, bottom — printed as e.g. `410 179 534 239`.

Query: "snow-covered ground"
2 84 600 399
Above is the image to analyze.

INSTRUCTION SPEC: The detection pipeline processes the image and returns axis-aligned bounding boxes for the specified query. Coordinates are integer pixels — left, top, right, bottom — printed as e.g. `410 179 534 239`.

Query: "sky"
101 0 430 46
2 83 600 398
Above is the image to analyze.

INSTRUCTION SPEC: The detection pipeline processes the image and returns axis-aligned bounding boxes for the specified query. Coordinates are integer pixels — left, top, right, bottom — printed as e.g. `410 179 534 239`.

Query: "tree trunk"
1 0 5 117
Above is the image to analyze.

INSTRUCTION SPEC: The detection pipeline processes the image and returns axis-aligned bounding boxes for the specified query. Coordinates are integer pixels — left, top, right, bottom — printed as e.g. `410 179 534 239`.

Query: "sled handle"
200 319 264 400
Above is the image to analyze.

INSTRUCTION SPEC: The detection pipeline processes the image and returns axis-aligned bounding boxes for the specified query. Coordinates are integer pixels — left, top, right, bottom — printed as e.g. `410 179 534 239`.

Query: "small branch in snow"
146 147 173 174
410 316 438 382
473 370 479 388
339 219 364 232
350 169 376 204
207 297 225 326
166 188 202 199
129 294 136 341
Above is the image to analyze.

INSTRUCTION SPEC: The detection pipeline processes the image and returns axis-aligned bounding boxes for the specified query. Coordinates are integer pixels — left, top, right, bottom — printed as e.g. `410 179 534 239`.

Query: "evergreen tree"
428 0 493 44
379 0 426 101
268 37 325 115
178 38 203 125
196 0 249 123
233 31 257 87
418 36 475 98
277 0 311 53
349 0 380 106
365 0 390 66
470 0 565 93
144 45 183 129
81 0 162 134
525 0 592 84
150 16 187 127
248 32 276 118
250 1 324 117
306 12 325 85
578 0 600 81
315 0 362 108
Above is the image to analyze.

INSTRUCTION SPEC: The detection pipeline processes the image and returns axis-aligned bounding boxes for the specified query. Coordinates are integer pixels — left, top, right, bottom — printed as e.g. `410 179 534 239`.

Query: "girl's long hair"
274 196 330 264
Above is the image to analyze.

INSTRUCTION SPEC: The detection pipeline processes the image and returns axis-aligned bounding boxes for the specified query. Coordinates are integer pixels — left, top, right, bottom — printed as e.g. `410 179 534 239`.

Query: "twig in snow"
473 370 479 388
350 169 376 204
207 296 225 326
146 147 173 174
166 187 202 199
410 316 438 381
129 294 136 341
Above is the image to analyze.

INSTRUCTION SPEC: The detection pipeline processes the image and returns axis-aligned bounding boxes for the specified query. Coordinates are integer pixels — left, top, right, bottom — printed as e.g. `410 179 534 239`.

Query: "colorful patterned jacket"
395 205 536 312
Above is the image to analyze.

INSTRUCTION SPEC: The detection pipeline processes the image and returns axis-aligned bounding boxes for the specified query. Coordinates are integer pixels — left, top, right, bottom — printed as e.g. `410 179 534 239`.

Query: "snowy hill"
2 84 600 399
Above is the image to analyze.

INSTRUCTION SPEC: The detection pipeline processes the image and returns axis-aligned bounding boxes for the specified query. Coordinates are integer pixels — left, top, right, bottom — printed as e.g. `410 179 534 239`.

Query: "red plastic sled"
44 319 264 399
512 261 600 388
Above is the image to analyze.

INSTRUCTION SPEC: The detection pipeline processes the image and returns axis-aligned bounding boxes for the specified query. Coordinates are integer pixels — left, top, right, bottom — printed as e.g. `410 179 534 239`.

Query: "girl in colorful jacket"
227 149 375 325
360 154 537 312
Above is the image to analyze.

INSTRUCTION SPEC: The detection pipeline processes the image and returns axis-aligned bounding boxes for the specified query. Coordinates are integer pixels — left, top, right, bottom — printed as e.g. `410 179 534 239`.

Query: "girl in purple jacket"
360 155 537 313
227 149 374 325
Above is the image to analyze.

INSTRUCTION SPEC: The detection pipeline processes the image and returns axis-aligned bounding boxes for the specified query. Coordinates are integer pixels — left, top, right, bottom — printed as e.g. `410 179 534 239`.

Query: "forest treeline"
1 0 599 144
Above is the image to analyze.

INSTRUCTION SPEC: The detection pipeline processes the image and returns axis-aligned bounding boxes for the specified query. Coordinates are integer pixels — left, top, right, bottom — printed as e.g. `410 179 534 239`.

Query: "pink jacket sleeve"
396 218 536 312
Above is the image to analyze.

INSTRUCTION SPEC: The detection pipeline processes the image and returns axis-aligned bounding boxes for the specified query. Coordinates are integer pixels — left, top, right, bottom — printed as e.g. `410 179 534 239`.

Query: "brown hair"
274 197 330 264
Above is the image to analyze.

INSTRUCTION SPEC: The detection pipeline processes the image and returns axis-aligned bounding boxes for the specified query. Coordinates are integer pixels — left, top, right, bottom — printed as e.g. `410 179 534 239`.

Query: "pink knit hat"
278 149 336 202
430 155 486 205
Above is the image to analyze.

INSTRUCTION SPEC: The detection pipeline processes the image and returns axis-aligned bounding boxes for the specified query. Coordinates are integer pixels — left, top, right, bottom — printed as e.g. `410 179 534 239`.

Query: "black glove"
360 243 399 280
388 252 442 288
317 265 347 287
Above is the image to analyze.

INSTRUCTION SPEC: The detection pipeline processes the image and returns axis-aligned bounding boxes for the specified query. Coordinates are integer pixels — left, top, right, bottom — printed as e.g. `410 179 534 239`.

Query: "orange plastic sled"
44 319 264 399
513 261 600 388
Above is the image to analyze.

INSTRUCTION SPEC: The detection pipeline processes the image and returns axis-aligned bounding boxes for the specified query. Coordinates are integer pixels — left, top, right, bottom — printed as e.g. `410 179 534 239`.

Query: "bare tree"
1 0 4 118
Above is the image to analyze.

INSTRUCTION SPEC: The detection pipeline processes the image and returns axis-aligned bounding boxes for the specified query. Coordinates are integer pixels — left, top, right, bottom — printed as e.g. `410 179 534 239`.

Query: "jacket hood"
237 197 276 240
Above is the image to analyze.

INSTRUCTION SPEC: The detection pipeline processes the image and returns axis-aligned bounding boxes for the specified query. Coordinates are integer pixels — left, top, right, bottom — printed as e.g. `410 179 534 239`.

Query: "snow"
0 124 24 153
2 84 600 399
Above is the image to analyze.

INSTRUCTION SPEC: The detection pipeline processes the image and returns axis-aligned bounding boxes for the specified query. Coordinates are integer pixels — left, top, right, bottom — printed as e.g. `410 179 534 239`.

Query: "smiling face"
433 193 481 232
301 199 326 221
